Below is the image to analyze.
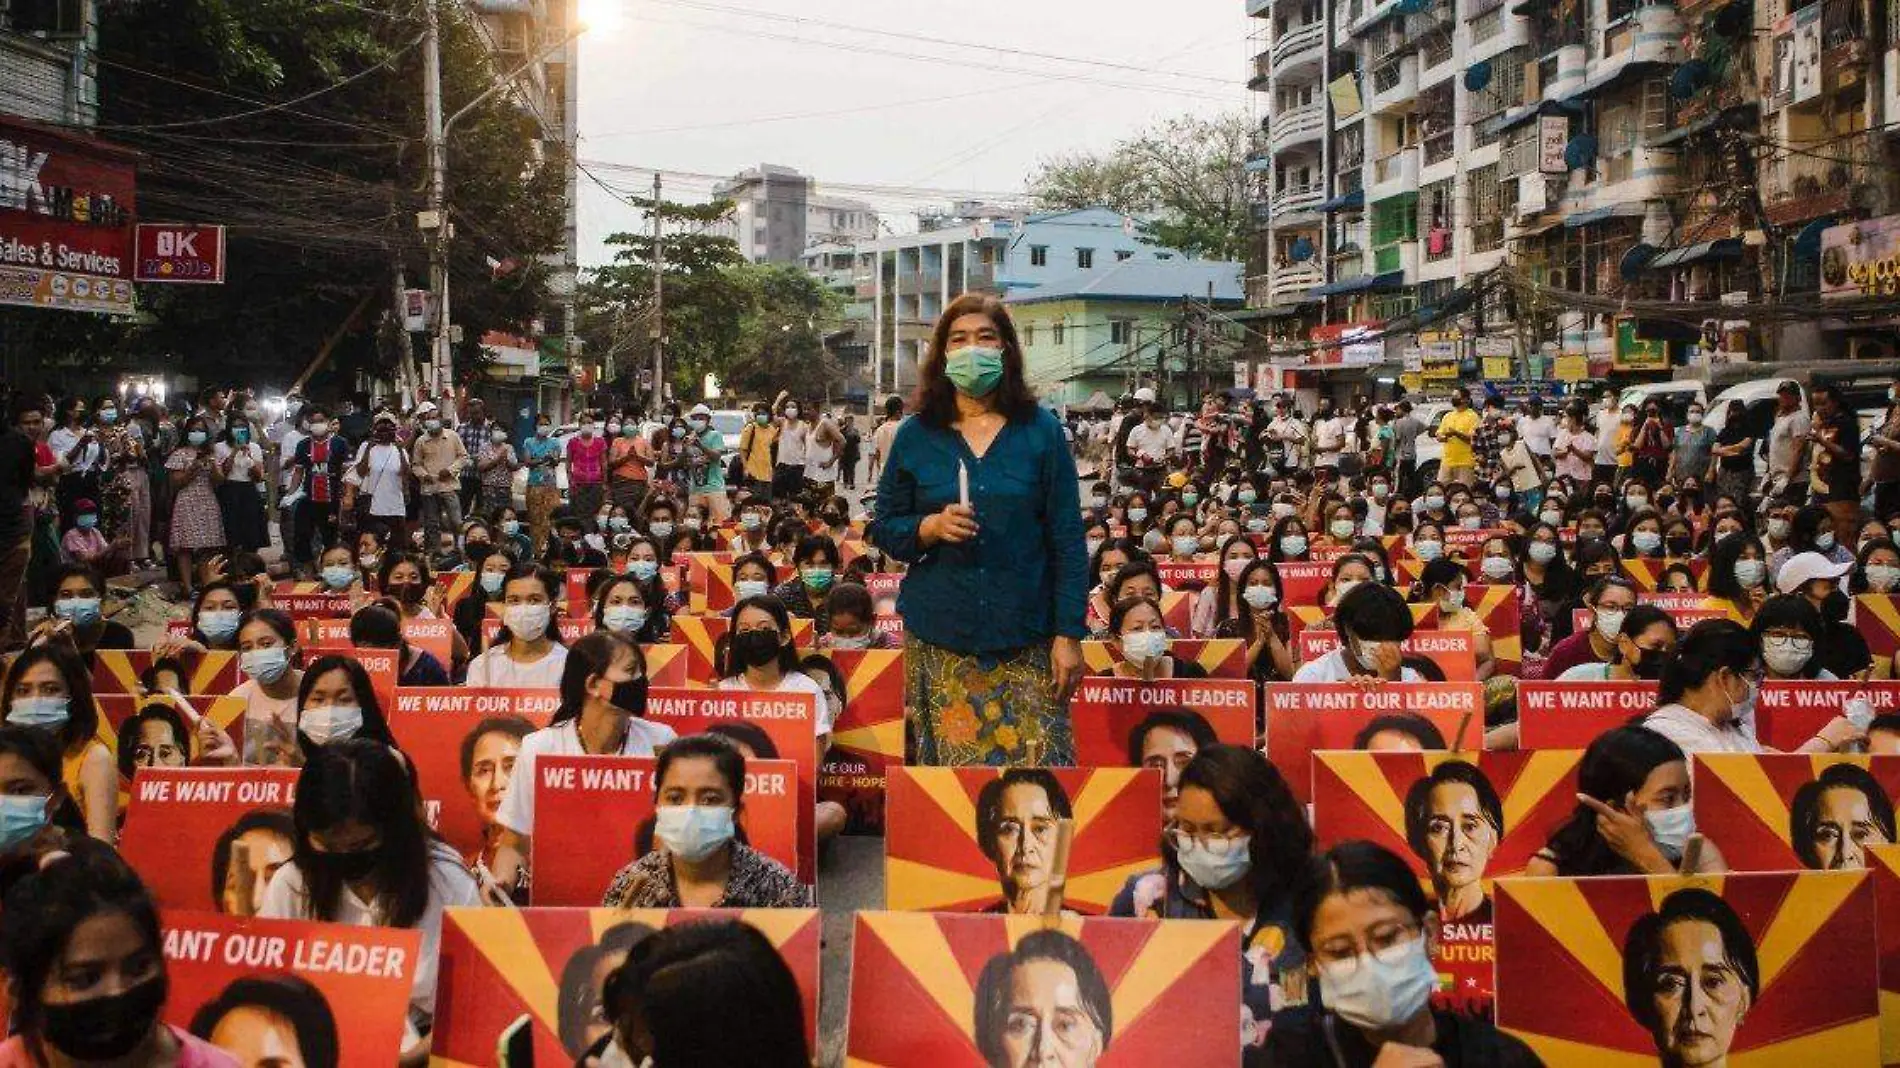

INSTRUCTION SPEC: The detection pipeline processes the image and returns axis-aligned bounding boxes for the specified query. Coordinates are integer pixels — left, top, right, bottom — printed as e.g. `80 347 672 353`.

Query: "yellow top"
61 739 108 818
738 421 778 482
1437 408 1479 469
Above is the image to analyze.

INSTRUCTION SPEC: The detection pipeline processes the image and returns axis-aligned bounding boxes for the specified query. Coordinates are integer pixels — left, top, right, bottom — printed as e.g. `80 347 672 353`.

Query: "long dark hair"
0 725 86 836
294 655 396 750
1169 745 1313 909
910 293 1039 428
552 630 647 726
1541 726 1684 876
1 644 98 757
602 920 811 1068
1289 839 1432 954
722 596 801 677
290 739 436 929
189 974 340 1067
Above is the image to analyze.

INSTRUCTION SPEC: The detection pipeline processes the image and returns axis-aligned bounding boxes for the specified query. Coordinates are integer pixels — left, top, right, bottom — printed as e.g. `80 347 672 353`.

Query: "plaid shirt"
1470 415 1507 474
457 417 491 463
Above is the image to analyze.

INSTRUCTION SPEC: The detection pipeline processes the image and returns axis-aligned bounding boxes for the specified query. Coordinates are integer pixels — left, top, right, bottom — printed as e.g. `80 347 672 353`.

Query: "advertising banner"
1313 750 1584 1015
133 223 224 283
846 912 1242 1068
0 117 137 314
1495 871 1880 1065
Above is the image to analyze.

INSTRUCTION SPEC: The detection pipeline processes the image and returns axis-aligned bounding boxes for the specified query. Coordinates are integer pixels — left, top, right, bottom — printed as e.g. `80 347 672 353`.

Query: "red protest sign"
160 911 418 1066
1264 682 1481 804
1855 594 1900 662
1314 750 1582 1016
433 908 821 1063
666 616 815 684
1872 845 1900 1063
1495 871 1879 1064
304 644 397 714
530 755 800 906
92 694 247 777
134 223 225 283
645 687 818 882
883 767 1162 914
1276 560 1334 607
1691 753 1900 872
1756 680 1900 751
276 592 354 619
1156 560 1218 590
120 768 300 912
1077 639 1249 679
817 648 905 835
1515 680 1659 749
1070 676 1257 767
385 689 557 866
1296 628 1478 681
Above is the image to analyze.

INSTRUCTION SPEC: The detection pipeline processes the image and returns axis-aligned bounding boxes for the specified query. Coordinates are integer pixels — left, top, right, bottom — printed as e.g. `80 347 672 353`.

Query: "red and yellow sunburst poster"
1495 871 1881 1065
386 689 557 869
432 907 820 1066
93 693 247 774
1459 584 1522 675
817 648 906 835
1858 594 1900 663
1070 677 1257 766
1870 845 1900 1066
884 767 1162 915
668 615 816 684
91 649 239 696
1691 753 1900 872
1312 750 1582 1014
121 767 300 912
160 910 419 1067
845 911 1241 1067
530 754 799 905
1079 639 1249 679
1755 680 1900 751
1264 683 1481 804
1515 680 1659 749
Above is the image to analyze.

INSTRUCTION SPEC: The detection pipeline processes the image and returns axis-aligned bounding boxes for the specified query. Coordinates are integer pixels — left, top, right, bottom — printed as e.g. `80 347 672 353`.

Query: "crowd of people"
0 287 1896 1067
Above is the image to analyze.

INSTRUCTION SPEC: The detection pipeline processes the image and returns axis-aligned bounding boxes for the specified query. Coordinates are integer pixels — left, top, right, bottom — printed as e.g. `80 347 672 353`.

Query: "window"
1116 249 1135 261
1030 245 1048 266
1077 248 1096 269
1111 319 1136 344
1157 252 1175 260
1053 322 1066 345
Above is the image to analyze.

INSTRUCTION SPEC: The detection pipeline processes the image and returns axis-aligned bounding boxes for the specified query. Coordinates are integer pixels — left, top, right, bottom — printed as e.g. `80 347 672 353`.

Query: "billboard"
1821 214 1900 302
0 116 138 314
134 223 225 283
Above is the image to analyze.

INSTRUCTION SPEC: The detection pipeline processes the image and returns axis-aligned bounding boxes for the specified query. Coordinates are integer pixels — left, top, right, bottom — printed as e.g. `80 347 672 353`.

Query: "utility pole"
650 171 665 412
423 0 450 400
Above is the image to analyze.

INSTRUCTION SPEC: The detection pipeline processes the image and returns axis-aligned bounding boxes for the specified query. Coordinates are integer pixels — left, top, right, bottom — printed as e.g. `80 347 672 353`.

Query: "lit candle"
958 461 970 508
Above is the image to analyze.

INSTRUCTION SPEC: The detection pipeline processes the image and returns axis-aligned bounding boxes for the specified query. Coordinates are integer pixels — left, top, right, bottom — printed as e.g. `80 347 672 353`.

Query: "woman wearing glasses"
1109 745 1315 1051
1257 840 1542 1067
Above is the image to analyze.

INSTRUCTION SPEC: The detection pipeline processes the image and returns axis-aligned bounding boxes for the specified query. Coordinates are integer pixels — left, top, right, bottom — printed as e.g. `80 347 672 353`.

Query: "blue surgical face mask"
1121 629 1169 663
187 430 209 446
0 794 50 852
1631 529 1663 554
480 571 505 595
320 565 356 591
1412 539 1443 561
741 514 762 531
241 646 291 685
53 597 101 627
1171 535 1199 556
801 566 834 591
198 609 241 644
75 514 98 530
654 804 736 862
1126 507 1148 524
734 579 770 600
1317 936 1438 1032
1175 834 1250 890
1279 534 1308 557
6 696 71 729
1238 490 1258 504
628 559 660 582
1644 802 1696 857
603 605 648 633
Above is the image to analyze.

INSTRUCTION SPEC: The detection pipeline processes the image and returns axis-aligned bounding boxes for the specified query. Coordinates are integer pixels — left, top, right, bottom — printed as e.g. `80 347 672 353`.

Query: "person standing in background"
1553 402 1597 490
1767 381 1811 502
1593 390 1622 490
870 395 903 484
1667 401 1717 488
0 395 39 651
456 397 493 517
1807 384 1862 544
350 412 410 548
840 413 863 491
608 414 653 515
567 414 609 523
773 395 810 502
47 397 104 532
1390 400 1423 497
213 417 268 554
736 401 778 501
522 414 563 552
1435 388 1479 486
411 402 468 544
804 406 844 511
476 425 519 519
685 404 731 522
1516 396 1556 466
869 293 1086 767
166 415 227 600
1865 373 1900 519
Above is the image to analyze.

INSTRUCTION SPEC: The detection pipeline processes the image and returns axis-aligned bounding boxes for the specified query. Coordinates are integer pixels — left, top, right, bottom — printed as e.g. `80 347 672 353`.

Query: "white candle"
958 461 970 508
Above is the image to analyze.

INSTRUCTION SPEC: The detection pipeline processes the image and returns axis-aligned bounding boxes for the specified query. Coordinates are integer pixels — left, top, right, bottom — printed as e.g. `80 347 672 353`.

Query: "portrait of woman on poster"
1622 888 1759 1068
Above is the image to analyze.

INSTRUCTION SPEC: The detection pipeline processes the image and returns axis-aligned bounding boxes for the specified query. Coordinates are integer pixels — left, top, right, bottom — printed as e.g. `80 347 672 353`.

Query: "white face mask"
1762 636 1813 676
1121 630 1169 664
1242 585 1277 609
1594 607 1628 642
504 603 551 641
1317 936 1438 1032
1644 803 1696 856
1866 563 1900 592
300 704 363 746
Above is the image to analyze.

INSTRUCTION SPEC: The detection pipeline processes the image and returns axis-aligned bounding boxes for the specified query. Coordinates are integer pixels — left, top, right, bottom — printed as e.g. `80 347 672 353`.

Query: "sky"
571 0 1254 267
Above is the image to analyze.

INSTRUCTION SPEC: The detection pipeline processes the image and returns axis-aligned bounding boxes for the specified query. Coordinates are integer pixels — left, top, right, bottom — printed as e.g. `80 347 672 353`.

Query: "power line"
87 34 424 132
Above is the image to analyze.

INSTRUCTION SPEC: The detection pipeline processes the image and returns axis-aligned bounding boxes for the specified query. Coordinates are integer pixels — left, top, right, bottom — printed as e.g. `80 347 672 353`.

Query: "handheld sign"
1755 680 1900 751
1690 753 1900 872
1515 680 1659 749
531 755 800 905
1070 677 1257 767
1264 682 1481 804
121 768 301 912
385 689 559 866
1296 627 1478 681
815 648 906 835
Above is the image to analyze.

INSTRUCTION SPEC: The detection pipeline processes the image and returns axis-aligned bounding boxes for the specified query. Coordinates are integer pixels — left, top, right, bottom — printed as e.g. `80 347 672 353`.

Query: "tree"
1026 112 1252 262
577 200 842 405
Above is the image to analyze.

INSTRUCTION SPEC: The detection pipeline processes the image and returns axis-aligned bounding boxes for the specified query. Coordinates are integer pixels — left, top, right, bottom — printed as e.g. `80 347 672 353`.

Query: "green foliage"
1026 112 1252 262
578 205 843 403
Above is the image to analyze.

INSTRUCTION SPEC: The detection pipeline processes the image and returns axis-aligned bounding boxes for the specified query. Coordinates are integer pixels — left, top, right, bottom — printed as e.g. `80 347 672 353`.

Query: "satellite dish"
1619 243 1659 280
1290 237 1316 262
1464 61 1494 91
1563 134 1597 171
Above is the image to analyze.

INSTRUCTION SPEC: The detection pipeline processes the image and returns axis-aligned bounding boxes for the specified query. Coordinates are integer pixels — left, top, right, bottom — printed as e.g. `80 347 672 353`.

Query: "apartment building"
1245 0 1900 393
2 0 96 126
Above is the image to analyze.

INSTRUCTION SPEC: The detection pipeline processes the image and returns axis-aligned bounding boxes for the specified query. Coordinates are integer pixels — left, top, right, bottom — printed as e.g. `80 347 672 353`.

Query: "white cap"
1133 387 1156 403
1774 551 1852 595
690 403 712 418
415 401 439 416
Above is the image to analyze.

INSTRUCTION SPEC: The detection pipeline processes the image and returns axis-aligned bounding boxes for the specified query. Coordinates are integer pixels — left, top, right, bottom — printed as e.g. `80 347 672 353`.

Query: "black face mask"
731 629 784 669
317 845 382 882
393 581 425 606
40 974 168 1061
1821 589 1851 624
611 675 648 713
1630 648 1668 680
1666 535 1693 555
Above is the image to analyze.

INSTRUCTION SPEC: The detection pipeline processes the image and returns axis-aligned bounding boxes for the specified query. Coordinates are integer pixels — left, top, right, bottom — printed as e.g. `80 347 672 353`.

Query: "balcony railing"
1272 20 1327 73
1273 181 1328 217
1374 241 1419 275
1271 262 1327 300
1761 134 1877 226
1369 54 1419 111
1422 33 1455 70
1422 131 1456 166
1371 148 1419 190
1268 99 1328 153
1470 218 1504 253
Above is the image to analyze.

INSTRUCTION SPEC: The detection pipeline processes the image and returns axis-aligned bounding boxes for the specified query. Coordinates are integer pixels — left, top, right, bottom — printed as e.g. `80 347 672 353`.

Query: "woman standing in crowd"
214 415 268 553
259 739 480 1063
166 414 227 599
491 631 675 896
476 424 519 519
600 734 810 908
98 395 152 570
2 646 113 841
869 293 1086 767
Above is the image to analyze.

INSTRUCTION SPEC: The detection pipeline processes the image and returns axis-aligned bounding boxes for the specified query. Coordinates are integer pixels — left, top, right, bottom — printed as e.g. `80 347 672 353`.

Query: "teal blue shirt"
522 434 561 487
693 428 726 491
868 408 1087 653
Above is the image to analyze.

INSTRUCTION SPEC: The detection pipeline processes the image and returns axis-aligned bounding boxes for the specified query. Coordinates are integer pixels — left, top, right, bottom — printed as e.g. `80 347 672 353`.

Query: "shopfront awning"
1308 270 1406 298
1563 202 1646 228
1647 237 1744 268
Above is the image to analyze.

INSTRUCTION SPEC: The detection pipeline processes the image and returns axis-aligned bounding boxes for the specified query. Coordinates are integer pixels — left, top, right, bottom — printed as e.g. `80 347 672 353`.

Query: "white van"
1616 381 1706 424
